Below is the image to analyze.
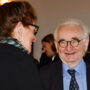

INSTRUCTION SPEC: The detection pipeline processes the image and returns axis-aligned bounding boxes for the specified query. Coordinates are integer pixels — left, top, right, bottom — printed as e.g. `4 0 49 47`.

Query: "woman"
0 1 42 90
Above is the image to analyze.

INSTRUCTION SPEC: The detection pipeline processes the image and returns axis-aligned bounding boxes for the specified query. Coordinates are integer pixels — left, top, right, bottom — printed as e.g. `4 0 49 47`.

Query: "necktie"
68 69 79 90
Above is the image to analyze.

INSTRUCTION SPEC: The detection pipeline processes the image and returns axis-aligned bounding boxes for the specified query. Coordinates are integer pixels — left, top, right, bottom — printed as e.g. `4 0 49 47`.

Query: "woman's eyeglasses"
12 21 39 35
30 24 39 35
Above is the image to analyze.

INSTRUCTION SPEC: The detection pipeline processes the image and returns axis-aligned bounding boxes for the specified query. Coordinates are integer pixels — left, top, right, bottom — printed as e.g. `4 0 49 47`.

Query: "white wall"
28 0 90 61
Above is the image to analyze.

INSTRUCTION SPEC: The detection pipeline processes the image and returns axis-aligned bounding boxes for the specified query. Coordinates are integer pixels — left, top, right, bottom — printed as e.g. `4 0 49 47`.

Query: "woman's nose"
32 36 36 42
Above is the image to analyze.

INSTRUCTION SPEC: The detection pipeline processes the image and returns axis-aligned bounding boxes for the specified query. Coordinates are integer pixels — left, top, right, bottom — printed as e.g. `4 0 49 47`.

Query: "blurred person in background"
39 34 60 68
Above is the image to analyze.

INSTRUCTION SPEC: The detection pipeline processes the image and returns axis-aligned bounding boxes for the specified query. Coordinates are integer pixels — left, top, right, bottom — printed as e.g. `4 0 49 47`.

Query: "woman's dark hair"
0 1 37 36
42 34 56 52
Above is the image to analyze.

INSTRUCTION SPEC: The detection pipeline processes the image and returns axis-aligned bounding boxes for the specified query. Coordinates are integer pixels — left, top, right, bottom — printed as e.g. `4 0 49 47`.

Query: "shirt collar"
63 59 86 77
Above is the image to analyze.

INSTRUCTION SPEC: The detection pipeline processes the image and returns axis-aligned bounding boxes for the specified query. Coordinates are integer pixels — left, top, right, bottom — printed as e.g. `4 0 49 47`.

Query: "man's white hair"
54 18 90 41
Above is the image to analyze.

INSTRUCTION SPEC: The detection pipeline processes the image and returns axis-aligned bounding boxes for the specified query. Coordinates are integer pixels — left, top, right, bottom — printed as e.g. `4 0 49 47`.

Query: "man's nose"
66 42 73 51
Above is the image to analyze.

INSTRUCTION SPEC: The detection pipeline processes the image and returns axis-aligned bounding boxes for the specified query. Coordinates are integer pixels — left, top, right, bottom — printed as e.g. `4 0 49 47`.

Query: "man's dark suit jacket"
0 43 43 90
84 53 90 64
40 60 90 90
84 43 90 64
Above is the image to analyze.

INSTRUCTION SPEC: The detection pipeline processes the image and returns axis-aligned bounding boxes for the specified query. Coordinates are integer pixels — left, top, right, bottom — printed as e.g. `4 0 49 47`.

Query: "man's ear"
85 38 89 52
54 40 58 52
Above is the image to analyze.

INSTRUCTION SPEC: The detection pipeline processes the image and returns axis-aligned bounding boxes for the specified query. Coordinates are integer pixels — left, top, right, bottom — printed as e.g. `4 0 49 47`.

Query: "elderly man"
40 18 90 90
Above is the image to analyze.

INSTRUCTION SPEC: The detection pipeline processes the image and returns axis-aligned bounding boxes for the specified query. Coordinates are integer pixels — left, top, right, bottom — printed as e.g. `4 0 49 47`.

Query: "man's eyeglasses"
58 39 84 48
30 24 39 35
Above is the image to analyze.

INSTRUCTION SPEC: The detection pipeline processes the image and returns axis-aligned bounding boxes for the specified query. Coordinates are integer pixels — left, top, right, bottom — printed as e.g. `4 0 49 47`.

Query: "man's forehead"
57 25 84 39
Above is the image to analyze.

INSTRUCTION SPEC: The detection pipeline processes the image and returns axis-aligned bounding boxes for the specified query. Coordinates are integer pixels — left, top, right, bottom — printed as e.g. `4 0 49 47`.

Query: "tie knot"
68 69 76 76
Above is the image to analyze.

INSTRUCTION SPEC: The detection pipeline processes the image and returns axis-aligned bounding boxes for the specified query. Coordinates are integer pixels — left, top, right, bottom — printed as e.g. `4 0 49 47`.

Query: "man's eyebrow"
72 37 80 40
58 39 65 41
58 37 80 41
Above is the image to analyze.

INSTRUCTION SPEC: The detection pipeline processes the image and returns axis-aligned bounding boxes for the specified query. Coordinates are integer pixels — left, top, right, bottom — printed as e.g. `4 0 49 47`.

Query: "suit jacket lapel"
86 63 90 90
58 61 63 90
51 60 63 90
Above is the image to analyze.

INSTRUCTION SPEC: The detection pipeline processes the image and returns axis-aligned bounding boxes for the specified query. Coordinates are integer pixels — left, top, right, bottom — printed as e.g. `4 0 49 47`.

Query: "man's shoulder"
40 60 62 90
40 60 62 77
86 63 90 70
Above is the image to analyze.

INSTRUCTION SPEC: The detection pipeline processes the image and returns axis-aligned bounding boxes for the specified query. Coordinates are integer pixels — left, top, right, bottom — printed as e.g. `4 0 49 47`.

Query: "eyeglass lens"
58 39 81 48
30 24 39 35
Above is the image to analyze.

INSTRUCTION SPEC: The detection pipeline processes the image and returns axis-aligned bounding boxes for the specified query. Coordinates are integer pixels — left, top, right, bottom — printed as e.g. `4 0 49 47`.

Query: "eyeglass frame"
12 21 39 35
57 38 84 48
30 24 39 35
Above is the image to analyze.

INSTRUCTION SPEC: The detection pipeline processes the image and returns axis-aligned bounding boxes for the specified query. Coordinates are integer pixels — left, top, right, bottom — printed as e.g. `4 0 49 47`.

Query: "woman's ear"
15 22 23 34
11 22 23 40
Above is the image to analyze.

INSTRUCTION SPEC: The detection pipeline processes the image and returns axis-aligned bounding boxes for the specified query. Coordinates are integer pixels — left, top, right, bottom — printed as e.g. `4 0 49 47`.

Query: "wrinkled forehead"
57 25 84 40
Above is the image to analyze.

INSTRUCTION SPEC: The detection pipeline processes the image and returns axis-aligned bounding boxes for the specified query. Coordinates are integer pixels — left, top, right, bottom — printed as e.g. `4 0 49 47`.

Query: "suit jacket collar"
51 60 63 90
58 60 63 90
86 63 90 90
